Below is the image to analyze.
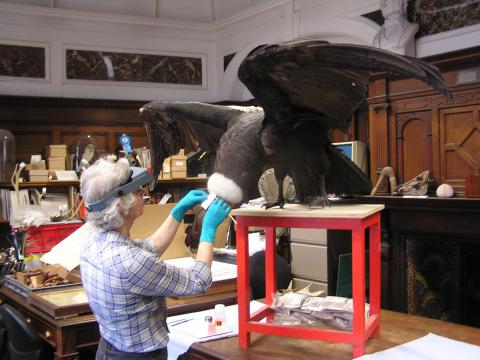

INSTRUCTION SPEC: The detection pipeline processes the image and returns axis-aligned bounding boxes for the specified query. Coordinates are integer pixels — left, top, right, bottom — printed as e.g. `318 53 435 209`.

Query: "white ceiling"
0 0 276 24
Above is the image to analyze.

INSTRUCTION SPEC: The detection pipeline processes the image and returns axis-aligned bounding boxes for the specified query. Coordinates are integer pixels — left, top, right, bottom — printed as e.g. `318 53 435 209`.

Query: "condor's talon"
262 198 295 209
306 196 331 208
262 200 287 209
262 201 283 209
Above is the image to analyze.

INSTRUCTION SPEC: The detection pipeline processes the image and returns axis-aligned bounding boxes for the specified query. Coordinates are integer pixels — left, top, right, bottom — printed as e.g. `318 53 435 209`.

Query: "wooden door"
392 110 433 184
438 105 480 196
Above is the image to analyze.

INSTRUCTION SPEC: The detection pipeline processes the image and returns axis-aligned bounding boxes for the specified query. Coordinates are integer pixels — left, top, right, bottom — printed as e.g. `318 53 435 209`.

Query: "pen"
168 318 193 327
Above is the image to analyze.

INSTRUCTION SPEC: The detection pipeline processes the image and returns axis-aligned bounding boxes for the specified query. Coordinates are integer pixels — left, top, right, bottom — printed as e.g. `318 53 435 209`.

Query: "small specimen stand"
231 203 384 358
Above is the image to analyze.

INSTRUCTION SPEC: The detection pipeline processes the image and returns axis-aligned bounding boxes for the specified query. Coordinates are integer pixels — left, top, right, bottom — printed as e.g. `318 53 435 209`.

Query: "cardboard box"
171 149 187 171
171 170 187 179
48 156 66 170
29 169 49 182
161 170 187 179
131 204 190 259
162 149 187 179
130 204 230 259
162 157 172 179
46 145 68 158
30 162 46 170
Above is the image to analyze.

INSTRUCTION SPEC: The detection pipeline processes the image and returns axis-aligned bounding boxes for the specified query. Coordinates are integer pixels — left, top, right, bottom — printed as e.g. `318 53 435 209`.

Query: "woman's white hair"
80 158 136 231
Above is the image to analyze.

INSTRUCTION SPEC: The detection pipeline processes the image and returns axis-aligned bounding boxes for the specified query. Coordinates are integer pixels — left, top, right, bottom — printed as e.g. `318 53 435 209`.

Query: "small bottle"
205 315 215 334
213 304 225 326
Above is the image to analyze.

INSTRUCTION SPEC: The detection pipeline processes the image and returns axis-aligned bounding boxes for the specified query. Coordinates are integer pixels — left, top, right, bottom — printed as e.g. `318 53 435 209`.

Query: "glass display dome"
0 129 15 183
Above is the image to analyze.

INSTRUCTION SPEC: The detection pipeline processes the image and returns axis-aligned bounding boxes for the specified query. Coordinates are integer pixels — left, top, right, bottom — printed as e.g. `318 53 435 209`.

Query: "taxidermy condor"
140 40 449 208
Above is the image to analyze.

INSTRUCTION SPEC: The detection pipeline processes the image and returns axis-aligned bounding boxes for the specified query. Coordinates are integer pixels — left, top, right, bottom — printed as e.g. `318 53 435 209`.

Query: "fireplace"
406 236 461 322
352 196 480 328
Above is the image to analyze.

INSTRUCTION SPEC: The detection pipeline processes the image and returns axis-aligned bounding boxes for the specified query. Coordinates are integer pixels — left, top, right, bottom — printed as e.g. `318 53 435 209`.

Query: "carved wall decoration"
0 44 45 78
66 49 202 85
410 0 480 37
393 97 432 113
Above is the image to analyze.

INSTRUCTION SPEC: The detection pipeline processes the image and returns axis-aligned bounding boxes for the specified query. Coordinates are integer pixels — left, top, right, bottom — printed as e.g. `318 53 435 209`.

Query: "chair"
249 250 293 300
0 304 43 360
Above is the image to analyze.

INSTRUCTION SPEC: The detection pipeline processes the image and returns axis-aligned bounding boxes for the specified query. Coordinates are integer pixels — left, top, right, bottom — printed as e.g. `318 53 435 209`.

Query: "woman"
79 158 230 359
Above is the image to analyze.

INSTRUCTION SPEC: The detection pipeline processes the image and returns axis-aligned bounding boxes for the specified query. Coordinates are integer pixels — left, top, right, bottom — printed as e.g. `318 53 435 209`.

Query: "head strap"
85 167 153 212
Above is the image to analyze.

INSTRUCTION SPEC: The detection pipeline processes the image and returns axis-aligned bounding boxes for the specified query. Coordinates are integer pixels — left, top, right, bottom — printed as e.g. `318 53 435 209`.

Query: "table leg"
265 226 277 322
55 328 79 359
265 227 277 305
352 226 366 358
236 219 250 348
369 217 381 337
54 352 79 360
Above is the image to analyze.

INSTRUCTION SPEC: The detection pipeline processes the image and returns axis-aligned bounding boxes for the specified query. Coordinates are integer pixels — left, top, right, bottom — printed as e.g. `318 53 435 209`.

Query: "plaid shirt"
80 230 212 353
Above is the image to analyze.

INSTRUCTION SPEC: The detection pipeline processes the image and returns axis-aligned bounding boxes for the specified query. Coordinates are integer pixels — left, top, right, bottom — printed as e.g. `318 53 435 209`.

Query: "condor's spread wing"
238 40 449 131
140 101 237 182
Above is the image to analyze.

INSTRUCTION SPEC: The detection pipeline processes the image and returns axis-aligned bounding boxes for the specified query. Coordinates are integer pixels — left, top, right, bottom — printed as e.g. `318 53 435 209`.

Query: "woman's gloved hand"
170 190 208 222
200 199 231 243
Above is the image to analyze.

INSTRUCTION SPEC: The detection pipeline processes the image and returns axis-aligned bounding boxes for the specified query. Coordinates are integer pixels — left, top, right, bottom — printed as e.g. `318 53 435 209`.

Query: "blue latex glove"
200 199 231 243
170 190 208 222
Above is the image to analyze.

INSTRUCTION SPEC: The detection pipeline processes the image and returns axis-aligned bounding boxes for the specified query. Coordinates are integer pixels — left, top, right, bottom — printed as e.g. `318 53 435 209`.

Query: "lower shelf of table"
241 305 380 343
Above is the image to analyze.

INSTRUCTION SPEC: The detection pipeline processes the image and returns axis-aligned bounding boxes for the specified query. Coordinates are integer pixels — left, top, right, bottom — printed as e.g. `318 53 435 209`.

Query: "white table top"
231 203 385 219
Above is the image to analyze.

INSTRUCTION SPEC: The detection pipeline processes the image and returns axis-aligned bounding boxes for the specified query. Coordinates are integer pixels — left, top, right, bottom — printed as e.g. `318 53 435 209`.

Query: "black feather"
141 40 449 207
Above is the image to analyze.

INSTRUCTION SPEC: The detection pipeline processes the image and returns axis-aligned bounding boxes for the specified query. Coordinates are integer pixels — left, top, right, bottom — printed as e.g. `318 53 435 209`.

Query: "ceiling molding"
0 0 292 32
0 2 213 31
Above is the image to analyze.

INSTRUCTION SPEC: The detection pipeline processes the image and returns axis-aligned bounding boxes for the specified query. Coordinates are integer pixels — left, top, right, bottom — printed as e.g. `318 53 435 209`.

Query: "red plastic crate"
20 222 83 254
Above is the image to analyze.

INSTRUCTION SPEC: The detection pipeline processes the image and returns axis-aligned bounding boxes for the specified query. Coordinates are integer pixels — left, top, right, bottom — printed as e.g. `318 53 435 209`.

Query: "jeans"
96 337 167 360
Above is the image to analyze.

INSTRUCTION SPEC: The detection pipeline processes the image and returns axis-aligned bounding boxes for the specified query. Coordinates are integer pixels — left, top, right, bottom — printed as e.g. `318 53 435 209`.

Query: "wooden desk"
0 285 237 360
187 309 480 359
231 204 384 358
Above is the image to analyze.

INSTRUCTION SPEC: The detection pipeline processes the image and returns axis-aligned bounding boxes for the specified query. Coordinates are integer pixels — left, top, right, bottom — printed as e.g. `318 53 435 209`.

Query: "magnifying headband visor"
85 166 154 212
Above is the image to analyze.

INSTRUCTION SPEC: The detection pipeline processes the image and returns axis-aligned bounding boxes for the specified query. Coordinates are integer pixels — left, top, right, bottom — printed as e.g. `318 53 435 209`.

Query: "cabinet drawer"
292 277 328 294
18 310 57 348
291 228 327 245
290 243 327 281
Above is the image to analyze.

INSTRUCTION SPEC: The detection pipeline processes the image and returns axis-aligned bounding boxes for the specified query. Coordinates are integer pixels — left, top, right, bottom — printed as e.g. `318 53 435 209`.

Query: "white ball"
436 183 454 198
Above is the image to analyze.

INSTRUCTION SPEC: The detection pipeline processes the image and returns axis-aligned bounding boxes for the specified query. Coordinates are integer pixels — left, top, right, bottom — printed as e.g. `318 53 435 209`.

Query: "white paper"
358 333 480 360
40 222 92 271
201 192 217 210
158 193 172 204
164 257 237 282
213 247 237 256
55 170 79 181
178 321 233 339
167 300 264 360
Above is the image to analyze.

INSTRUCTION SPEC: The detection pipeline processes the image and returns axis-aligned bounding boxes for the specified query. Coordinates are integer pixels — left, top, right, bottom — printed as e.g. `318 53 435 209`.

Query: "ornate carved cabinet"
368 46 480 197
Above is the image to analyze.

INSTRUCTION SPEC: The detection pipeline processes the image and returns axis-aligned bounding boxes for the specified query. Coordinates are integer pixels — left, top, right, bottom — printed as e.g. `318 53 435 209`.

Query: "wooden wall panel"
0 96 148 164
114 131 149 149
11 130 52 163
61 131 110 154
395 111 432 182
439 106 480 195
368 46 480 197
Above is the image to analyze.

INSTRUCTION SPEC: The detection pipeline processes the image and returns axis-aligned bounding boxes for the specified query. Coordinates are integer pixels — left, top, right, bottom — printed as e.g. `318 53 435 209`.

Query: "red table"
231 203 384 358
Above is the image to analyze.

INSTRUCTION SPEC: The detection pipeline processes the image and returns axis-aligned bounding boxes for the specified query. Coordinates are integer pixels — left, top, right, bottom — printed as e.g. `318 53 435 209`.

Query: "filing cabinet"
290 228 328 294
